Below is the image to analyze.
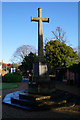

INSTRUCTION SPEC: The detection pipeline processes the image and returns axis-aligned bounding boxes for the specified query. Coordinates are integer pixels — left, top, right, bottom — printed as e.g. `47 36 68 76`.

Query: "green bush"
2 73 22 83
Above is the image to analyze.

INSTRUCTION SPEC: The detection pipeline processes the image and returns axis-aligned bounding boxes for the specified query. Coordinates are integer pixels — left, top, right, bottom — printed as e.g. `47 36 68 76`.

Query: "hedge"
2 73 22 83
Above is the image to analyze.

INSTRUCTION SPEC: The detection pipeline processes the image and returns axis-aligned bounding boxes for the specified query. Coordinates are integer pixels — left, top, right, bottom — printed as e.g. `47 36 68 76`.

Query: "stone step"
10 102 33 110
50 91 73 102
19 93 39 101
11 96 52 110
11 97 40 109
2 91 33 110
19 92 51 101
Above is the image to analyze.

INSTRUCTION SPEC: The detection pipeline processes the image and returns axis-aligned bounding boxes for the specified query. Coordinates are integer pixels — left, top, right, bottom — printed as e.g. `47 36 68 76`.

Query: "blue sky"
2 2 78 63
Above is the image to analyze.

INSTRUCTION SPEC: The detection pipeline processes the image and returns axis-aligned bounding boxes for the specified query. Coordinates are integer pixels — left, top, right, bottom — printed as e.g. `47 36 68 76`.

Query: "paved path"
2 82 28 99
2 82 80 118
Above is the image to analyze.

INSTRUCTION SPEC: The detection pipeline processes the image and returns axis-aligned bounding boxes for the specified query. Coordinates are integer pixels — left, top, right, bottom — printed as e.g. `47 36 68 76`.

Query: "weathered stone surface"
31 8 51 94
31 8 49 57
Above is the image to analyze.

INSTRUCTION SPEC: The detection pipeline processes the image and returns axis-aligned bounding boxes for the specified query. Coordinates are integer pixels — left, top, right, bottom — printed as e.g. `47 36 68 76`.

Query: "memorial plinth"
32 61 50 94
28 57 55 95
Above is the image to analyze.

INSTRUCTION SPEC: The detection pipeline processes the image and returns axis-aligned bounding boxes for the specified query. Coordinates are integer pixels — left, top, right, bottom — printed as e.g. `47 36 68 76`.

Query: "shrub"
2 73 22 83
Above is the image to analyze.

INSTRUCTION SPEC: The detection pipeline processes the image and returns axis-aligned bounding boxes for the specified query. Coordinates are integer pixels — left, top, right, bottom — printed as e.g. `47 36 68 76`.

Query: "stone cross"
31 8 49 57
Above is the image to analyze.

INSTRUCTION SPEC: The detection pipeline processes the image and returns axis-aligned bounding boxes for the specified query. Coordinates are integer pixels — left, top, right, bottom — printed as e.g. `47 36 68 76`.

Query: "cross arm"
42 18 49 23
31 16 39 22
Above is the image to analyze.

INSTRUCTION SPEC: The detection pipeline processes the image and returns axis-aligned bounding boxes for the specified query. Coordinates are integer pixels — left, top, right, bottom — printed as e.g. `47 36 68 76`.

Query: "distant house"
0 60 18 76
56 67 79 86
0 62 2 69
0 62 2 75
2 62 11 76
6 63 12 73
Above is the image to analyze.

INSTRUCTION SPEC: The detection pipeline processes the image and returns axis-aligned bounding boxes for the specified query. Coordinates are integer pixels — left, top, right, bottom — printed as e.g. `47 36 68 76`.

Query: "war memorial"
3 8 80 111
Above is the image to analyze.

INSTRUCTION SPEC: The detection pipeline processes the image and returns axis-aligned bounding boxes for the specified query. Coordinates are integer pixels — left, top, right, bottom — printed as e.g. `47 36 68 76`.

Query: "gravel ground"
2 82 80 119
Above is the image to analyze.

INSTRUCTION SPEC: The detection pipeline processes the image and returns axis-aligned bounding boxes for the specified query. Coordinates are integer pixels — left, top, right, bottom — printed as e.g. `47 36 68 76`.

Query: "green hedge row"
2 73 22 83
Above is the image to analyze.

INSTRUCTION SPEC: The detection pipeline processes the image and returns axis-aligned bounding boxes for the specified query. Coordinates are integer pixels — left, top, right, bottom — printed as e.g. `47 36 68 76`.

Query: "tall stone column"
38 8 43 56
31 8 49 57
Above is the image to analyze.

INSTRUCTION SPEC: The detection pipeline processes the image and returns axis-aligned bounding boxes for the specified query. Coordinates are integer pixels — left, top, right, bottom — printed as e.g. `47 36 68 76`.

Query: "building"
56 67 79 86
0 63 1 81
0 60 13 76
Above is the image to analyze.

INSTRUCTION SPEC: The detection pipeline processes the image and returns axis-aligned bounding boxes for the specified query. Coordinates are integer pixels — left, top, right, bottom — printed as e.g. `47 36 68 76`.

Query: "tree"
18 52 36 75
51 26 67 43
11 45 37 64
44 27 79 74
44 26 71 47
44 40 79 74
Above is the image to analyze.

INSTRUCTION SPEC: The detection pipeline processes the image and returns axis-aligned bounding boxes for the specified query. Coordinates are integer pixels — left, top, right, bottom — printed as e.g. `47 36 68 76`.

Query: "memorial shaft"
31 8 49 57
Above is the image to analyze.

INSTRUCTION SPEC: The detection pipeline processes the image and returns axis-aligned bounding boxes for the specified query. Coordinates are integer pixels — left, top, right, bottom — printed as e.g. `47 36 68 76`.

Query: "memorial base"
28 75 55 95
3 88 78 111
3 89 52 111
32 61 56 94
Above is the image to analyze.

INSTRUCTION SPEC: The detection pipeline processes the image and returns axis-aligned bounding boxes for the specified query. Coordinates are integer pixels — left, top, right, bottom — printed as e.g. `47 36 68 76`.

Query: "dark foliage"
2 72 22 83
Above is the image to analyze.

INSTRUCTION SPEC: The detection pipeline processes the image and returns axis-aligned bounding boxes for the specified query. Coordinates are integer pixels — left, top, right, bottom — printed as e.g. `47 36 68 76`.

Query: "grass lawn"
0 83 18 90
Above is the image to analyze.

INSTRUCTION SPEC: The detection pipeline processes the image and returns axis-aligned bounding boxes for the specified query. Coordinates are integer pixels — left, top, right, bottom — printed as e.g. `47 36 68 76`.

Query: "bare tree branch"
11 45 37 64
52 26 67 43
